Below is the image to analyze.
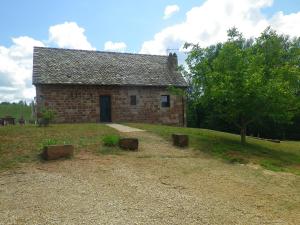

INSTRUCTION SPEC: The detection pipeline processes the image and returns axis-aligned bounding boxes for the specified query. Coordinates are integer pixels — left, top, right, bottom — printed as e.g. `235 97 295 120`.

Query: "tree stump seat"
172 134 189 147
42 145 74 160
119 138 138 151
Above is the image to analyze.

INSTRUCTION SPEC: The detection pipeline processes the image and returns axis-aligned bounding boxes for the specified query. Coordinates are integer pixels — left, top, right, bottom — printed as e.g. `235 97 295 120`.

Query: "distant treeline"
0 101 33 121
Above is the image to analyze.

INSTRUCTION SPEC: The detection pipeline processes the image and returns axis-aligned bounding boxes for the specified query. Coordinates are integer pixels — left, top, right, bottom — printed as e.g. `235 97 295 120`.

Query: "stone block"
119 138 138 151
172 133 188 147
42 145 74 160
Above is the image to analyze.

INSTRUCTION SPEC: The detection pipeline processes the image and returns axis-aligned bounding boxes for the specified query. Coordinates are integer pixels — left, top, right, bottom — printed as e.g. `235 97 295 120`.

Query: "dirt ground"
0 131 299 225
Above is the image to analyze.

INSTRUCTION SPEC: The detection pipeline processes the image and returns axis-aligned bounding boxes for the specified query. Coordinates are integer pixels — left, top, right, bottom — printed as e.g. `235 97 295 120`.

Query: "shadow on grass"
191 134 300 173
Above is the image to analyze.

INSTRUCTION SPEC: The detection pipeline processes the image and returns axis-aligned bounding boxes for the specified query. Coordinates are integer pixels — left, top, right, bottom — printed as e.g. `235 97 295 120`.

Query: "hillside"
127 123 300 175
0 123 299 175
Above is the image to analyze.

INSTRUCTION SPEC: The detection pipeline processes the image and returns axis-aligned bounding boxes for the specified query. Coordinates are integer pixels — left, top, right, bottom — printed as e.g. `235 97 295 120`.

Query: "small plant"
37 108 55 127
102 135 120 147
40 138 58 148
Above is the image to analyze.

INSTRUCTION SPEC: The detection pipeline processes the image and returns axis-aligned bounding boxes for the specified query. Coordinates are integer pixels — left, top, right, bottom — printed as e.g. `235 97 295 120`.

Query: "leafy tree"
185 27 300 144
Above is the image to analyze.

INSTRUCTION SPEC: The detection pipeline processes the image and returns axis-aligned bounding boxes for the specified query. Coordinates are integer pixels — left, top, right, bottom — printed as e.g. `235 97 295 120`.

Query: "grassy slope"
0 124 119 170
127 123 300 175
0 104 32 120
1 123 299 175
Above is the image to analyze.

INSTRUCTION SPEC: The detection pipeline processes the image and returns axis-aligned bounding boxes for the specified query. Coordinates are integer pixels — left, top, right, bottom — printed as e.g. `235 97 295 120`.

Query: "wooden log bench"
42 145 74 160
267 139 281 143
252 136 281 143
172 134 189 147
119 138 138 151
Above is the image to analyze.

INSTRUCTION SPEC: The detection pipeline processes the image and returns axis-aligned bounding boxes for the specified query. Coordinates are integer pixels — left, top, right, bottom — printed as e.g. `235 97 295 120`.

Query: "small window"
130 95 137 105
161 95 170 107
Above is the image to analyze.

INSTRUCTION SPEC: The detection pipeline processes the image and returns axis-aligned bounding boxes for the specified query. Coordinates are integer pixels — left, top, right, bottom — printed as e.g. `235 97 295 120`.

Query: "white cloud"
49 22 95 50
104 41 127 52
0 36 44 102
270 11 300 37
0 22 96 102
140 0 300 55
163 5 180 20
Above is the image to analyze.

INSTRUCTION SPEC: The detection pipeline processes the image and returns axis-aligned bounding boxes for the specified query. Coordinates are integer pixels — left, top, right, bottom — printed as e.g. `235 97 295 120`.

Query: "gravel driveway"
0 131 299 225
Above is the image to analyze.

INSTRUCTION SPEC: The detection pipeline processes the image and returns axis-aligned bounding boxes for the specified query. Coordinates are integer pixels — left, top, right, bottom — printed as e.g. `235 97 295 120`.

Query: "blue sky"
1 0 200 51
1 0 300 51
1 0 300 102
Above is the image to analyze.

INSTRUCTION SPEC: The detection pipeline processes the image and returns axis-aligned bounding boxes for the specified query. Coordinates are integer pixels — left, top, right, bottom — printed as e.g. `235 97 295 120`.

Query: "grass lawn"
1 122 300 175
0 124 119 170
126 123 300 175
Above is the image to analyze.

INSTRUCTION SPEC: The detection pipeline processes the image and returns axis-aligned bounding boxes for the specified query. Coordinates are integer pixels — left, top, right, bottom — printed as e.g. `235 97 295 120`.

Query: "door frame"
99 95 112 123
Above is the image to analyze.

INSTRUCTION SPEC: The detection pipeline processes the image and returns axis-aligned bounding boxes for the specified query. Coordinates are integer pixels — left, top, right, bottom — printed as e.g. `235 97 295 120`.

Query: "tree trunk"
241 125 247 144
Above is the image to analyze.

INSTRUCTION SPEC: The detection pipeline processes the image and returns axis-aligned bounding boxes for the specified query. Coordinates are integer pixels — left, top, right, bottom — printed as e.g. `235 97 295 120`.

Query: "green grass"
126 123 300 175
0 104 32 120
98 146 123 155
1 122 300 175
0 123 119 170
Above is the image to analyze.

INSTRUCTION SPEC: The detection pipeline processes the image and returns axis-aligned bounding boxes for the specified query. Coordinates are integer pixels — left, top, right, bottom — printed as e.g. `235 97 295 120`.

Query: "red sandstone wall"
35 85 186 126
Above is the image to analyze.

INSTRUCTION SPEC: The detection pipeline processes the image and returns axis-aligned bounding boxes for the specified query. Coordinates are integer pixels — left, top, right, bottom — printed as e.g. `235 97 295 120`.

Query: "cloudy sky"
1 0 300 102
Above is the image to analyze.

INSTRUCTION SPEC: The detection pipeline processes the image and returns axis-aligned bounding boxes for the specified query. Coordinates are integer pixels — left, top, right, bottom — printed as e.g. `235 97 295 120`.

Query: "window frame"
161 95 170 107
130 95 137 106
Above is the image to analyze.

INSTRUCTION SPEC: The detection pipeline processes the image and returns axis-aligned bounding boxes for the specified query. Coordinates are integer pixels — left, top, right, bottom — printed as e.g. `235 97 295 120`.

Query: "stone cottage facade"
32 47 188 126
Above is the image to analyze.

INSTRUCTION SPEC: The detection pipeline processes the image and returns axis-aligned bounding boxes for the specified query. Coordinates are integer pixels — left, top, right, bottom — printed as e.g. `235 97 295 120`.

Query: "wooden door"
100 96 111 122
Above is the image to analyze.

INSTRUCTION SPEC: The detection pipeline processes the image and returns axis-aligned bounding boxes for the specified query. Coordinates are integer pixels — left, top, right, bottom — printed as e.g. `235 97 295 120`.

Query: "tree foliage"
185 27 300 144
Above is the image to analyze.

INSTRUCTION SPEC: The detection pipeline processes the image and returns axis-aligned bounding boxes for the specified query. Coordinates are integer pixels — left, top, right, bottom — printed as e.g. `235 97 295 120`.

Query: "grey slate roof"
32 47 187 87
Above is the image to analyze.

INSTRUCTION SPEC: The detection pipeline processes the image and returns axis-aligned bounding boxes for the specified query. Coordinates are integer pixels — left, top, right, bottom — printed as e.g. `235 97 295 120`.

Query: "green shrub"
38 108 55 127
102 135 120 146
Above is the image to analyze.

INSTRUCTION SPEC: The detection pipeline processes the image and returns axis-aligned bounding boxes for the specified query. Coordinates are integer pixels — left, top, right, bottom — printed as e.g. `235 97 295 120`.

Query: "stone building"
32 47 188 125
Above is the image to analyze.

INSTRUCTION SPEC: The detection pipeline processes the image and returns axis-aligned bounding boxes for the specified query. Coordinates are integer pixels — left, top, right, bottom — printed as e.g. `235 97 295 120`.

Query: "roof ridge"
33 46 168 58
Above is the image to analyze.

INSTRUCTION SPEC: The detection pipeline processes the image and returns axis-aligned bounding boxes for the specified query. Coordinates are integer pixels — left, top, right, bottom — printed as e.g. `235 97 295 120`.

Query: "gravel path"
0 131 299 225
